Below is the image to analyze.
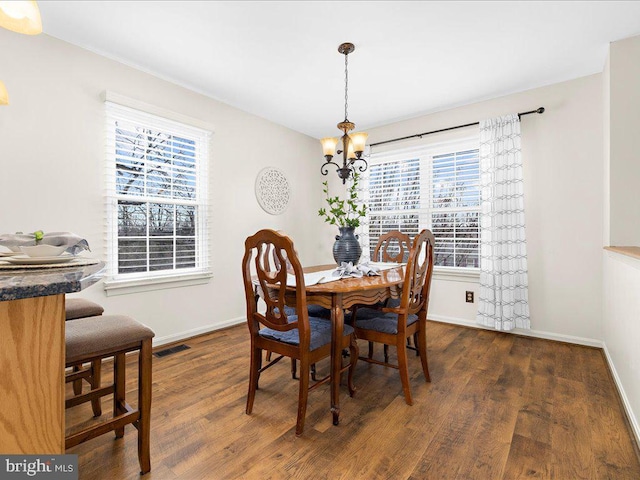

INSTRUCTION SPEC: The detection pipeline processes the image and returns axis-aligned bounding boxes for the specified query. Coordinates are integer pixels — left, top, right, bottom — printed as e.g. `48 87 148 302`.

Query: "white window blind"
105 101 211 281
364 140 480 269
431 149 480 267
368 158 422 262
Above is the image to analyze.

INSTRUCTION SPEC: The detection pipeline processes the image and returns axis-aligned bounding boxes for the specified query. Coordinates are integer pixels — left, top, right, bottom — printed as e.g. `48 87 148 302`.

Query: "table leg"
331 294 344 426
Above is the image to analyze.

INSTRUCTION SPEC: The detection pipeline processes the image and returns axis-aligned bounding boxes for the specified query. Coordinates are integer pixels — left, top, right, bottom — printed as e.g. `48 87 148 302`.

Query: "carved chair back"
242 229 312 349
373 230 412 263
401 229 435 316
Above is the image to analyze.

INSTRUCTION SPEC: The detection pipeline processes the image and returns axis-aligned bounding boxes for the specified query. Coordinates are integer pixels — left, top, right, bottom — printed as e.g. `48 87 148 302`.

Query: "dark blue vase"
333 226 362 265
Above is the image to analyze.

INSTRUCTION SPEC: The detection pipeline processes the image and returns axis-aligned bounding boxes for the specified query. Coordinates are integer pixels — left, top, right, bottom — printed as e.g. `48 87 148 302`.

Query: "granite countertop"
0 261 106 301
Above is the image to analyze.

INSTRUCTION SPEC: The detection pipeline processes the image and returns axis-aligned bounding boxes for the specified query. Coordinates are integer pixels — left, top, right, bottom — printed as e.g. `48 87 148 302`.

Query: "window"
105 100 211 286
364 139 480 269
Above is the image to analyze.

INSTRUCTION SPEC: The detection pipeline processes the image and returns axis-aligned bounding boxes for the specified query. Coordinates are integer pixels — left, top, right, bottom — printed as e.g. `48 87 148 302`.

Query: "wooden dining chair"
363 230 413 361
261 240 331 381
350 229 435 405
242 229 358 435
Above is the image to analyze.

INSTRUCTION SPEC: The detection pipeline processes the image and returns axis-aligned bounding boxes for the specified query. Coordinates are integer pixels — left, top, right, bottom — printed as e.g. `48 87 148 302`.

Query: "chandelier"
0 1 42 106
320 42 368 184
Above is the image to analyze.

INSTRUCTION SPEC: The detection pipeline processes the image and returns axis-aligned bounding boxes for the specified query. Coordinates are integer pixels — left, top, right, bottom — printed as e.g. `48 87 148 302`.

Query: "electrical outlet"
466 291 474 303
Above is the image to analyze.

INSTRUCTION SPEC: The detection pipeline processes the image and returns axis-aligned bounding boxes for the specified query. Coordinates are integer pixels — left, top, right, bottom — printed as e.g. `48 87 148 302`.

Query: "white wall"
366 74 604 342
603 251 640 441
0 30 328 344
608 34 640 246
602 33 640 446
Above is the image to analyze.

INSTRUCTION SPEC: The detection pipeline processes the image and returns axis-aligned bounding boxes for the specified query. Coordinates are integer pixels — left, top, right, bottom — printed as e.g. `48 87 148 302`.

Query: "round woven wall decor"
255 167 291 215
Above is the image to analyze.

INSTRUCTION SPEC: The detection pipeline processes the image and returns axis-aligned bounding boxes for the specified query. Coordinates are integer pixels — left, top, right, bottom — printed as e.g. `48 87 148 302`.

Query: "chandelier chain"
344 52 349 121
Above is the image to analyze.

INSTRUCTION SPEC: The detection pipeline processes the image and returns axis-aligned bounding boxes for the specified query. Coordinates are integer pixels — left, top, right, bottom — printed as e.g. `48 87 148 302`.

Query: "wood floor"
66 321 640 479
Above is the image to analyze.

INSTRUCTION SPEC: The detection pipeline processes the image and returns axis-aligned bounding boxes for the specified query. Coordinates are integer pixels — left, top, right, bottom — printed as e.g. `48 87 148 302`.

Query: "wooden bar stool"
65 298 105 404
65 315 155 475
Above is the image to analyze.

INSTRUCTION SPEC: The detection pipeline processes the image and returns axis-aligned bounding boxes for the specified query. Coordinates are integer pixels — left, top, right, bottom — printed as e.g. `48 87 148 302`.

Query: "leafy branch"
318 173 367 228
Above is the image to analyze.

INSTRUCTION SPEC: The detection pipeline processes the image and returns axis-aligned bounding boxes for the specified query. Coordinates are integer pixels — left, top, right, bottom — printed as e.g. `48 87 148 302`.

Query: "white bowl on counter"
19 245 68 257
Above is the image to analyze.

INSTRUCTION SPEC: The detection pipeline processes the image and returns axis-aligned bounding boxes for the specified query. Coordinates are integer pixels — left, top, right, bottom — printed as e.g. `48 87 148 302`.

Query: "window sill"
103 271 213 296
433 267 480 283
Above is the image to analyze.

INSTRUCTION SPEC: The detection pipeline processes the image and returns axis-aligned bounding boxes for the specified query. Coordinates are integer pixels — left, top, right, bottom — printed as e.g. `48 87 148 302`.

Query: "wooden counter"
0 261 104 454
604 246 640 261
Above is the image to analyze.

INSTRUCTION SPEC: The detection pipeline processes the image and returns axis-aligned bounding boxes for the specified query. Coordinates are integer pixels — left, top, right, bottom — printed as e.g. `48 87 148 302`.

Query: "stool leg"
114 353 126 438
138 339 152 474
72 365 83 395
90 359 102 417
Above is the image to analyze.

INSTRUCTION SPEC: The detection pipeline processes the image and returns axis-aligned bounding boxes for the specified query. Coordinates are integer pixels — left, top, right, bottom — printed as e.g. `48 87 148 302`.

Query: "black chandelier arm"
352 157 368 173
320 159 342 176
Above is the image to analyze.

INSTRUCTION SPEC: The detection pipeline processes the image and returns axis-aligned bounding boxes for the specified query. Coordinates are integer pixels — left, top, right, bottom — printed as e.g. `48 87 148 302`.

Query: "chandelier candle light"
0 1 42 35
0 80 8 105
0 1 42 106
320 42 368 184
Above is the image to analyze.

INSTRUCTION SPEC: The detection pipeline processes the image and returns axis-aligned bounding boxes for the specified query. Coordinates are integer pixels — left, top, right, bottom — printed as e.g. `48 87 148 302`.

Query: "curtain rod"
369 107 545 148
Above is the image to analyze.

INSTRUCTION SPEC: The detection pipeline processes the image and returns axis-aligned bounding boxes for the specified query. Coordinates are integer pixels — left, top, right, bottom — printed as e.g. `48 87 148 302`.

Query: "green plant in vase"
318 173 367 264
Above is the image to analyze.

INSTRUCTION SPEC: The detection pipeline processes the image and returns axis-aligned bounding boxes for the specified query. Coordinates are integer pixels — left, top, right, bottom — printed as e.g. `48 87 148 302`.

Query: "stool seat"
66 315 154 365
65 298 104 320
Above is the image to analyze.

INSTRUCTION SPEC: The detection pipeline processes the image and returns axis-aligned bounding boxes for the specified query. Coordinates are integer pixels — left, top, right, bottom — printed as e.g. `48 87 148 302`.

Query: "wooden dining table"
264 263 407 426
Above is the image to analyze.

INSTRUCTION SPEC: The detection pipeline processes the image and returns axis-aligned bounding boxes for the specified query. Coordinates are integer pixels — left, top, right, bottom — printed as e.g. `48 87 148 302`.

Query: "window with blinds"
105 101 211 280
365 142 480 269
431 149 480 267
368 158 422 261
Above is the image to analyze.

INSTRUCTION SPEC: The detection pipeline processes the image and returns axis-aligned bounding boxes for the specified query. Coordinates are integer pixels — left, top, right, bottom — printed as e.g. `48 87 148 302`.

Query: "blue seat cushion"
259 316 354 351
276 305 331 319
276 305 297 317
349 299 401 321
354 307 418 335
385 298 401 309
306 304 332 319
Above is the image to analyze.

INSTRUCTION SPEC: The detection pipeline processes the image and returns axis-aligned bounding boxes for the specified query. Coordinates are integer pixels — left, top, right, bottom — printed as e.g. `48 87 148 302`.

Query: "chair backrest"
242 229 311 346
373 230 412 263
400 229 435 316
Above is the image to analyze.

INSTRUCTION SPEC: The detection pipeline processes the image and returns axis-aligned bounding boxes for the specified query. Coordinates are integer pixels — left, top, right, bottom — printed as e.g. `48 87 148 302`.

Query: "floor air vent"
154 344 190 358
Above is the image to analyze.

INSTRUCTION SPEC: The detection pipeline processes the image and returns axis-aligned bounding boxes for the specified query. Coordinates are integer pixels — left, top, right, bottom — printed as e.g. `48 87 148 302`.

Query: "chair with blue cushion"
262 243 331 380
363 230 413 361
243 229 358 435
351 229 435 405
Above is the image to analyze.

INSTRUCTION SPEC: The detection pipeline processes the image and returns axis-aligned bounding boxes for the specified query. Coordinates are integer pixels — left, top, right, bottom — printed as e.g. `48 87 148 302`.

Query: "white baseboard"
602 343 640 446
428 314 604 348
153 316 245 347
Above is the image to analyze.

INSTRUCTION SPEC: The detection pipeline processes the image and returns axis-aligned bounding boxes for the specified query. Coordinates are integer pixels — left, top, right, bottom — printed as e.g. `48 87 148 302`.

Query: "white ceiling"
40 1 640 139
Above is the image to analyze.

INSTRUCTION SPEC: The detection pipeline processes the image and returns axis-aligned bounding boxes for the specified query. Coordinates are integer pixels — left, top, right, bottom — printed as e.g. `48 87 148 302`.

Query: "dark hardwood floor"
66 321 640 479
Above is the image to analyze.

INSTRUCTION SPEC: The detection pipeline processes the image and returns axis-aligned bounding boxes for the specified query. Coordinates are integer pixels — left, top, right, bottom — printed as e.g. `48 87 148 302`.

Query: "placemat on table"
0 257 100 270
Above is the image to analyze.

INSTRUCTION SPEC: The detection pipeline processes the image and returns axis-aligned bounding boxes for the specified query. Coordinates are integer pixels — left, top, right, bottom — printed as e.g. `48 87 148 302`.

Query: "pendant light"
320 42 368 184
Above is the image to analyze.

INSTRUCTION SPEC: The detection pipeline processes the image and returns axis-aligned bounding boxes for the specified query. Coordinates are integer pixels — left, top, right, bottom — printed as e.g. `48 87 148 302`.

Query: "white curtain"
476 114 530 331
